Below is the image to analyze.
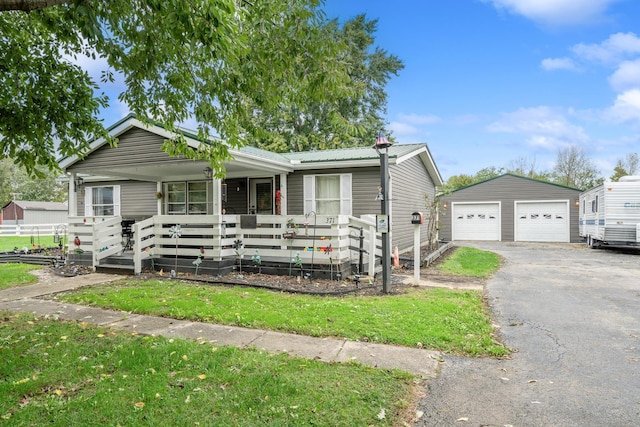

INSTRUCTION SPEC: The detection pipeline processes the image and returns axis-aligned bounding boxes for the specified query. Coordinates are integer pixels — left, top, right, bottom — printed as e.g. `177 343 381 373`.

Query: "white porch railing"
92 217 124 267
67 216 124 269
67 214 381 276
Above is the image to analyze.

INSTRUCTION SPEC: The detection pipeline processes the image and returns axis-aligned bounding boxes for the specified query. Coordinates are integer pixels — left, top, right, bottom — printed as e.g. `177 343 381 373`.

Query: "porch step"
101 254 134 266
95 263 135 275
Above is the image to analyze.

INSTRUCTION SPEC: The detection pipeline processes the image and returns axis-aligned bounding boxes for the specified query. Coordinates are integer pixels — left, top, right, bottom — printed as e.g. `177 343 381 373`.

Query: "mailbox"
411 211 424 224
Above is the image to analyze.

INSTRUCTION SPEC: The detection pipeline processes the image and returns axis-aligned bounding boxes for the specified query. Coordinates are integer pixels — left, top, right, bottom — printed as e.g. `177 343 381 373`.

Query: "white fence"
67 214 382 276
0 223 68 237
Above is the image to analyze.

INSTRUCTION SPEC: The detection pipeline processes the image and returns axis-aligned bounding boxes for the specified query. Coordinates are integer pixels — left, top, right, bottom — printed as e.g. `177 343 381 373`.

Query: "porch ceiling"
74 157 291 182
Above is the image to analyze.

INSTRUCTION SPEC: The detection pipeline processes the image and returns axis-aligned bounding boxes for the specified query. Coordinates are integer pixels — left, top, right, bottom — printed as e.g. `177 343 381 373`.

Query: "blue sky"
92 0 640 181
321 0 640 179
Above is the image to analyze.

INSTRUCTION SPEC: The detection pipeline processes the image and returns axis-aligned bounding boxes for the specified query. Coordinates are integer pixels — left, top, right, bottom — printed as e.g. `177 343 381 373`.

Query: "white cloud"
484 0 621 26
487 106 589 149
541 57 578 71
608 59 640 91
389 121 421 135
396 113 441 125
525 135 572 150
389 112 441 139
607 89 640 122
572 32 640 64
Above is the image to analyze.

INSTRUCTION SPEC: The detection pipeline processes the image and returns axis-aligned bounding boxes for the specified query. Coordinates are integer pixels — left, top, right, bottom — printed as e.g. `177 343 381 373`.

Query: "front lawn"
0 263 41 290
57 279 507 357
0 312 415 426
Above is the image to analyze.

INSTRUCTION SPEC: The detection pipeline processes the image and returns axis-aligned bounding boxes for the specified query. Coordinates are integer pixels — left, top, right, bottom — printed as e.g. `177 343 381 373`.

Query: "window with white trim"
84 186 121 216
303 174 352 215
165 181 209 215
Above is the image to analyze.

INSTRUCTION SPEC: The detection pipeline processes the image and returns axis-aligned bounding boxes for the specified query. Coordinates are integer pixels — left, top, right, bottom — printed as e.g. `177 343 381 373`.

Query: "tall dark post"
380 150 392 293
374 131 392 294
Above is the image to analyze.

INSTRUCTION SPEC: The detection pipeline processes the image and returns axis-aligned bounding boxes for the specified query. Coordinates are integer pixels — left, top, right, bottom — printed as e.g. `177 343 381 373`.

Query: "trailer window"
591 196 599 213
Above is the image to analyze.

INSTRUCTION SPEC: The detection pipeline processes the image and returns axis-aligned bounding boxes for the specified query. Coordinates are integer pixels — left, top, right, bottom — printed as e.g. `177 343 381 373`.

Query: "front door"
250 179 273 214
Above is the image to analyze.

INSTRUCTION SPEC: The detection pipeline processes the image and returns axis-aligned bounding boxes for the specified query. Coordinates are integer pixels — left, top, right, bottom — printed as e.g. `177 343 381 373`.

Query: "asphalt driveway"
416 242 640 427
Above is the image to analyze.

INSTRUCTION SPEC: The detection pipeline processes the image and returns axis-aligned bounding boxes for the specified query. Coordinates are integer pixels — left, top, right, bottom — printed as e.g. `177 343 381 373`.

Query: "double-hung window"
165 181 209 215
303 174 352 215
84 186 121 216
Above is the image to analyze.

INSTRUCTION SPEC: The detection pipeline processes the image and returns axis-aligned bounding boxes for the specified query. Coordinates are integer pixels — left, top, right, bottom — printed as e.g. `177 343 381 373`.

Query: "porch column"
68 173 78 216
156 182 162 214
279 173 287 215
212 178 222 215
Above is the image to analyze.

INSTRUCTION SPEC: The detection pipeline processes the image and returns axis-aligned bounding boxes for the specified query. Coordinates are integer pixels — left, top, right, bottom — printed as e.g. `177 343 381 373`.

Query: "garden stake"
305 211 316 278
169 225 182 277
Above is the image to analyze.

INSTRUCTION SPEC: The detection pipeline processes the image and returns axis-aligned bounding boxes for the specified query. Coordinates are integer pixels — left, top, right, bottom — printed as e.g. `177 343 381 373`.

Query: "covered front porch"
67 214 381 279
61 116 387 279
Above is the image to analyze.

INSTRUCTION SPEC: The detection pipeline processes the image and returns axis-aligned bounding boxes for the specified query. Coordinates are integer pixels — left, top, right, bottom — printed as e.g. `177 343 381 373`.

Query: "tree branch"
0 0 70 12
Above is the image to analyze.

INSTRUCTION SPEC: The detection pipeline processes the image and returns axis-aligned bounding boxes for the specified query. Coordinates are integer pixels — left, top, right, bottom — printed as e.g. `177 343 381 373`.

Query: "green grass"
0 263 41 290
57 280 507 357
0 235 56 252
0 311 415 426
438 246 501 278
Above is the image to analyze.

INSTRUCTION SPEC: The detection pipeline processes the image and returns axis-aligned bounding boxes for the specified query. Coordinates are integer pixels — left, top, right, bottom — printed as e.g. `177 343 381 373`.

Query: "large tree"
552 145 601 190
439 166 505 194
241 14 404 152
0 0 352 177
0 159 66 205
610 153 639 181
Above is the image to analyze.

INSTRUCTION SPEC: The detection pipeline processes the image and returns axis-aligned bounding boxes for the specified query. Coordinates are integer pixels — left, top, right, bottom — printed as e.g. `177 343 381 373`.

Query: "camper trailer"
579 176 640 247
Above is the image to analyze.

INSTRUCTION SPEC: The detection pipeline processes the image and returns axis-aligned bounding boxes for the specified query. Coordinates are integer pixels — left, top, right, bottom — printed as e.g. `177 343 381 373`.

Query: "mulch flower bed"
45 244 472 297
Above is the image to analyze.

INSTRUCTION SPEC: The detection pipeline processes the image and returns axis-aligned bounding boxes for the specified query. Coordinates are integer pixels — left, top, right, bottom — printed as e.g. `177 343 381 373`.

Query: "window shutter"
113 185 121 216
303 175 315 214
84 187 92 216
340 174 352 216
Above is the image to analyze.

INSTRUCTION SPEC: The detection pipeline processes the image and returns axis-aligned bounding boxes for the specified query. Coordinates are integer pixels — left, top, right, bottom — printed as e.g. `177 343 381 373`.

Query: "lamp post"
373 131 392 293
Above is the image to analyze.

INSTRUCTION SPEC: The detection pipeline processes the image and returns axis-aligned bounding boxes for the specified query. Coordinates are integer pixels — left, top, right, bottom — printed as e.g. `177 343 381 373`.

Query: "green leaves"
0 9 111 175
1 0 358 176
241 13 404 153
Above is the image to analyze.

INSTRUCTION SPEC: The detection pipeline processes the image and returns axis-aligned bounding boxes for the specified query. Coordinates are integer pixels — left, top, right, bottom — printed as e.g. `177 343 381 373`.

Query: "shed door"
452 203 501 241
515 201 569 242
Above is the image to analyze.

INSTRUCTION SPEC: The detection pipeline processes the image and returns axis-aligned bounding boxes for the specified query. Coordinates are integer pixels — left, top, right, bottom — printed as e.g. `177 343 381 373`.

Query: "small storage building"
1 201 69 226
439 174 581 243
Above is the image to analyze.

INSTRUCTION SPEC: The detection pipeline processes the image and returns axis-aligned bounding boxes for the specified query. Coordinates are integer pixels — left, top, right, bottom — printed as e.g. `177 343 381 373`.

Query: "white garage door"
515 201 569 242
452 203 501 241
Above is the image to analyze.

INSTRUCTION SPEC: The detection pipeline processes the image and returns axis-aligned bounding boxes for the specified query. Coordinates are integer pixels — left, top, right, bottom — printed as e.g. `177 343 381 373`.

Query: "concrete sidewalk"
0 271 441 378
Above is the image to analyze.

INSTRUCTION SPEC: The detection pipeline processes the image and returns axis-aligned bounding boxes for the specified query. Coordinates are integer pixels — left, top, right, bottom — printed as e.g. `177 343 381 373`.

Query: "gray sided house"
59 115 442 276
439 174 581 243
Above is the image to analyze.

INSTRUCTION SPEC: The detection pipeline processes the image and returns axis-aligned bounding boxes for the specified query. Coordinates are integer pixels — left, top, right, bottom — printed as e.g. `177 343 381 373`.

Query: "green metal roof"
449 173 583 193
281 143 427 163
59 114 441 183
236 145 289 163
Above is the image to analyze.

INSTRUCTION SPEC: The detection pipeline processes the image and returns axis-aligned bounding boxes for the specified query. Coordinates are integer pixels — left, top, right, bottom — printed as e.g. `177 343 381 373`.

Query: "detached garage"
440 174 581 243
1 200 68 226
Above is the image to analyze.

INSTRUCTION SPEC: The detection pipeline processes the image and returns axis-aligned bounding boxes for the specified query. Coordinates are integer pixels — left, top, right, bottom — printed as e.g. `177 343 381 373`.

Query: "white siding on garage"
23 210 68 225
452 202 501 241
515 200 570 242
